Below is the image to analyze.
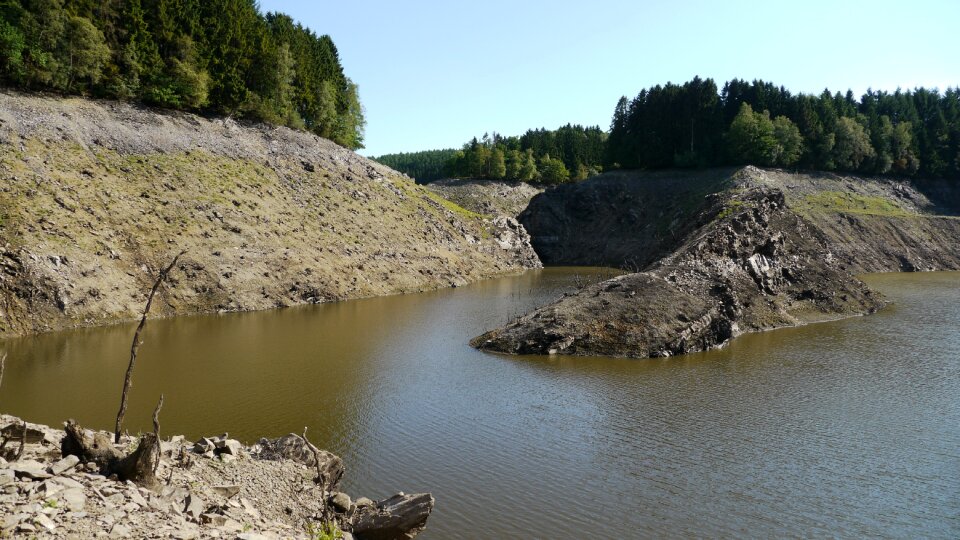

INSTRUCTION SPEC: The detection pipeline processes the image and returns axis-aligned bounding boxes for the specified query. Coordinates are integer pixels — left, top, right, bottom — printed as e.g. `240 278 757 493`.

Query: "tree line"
0 0 365 149
608 77 959 178
375 124 607 184
379 78 958 183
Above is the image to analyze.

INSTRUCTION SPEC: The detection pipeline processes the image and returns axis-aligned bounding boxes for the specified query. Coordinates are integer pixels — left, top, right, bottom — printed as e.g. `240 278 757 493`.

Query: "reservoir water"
1 269 958 538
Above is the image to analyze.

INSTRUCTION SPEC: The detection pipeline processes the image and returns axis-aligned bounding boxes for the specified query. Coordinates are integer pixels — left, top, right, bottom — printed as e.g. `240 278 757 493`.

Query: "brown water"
2 269 959 538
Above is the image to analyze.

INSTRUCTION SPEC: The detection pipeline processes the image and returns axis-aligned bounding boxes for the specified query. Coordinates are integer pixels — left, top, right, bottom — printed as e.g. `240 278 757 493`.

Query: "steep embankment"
425 178 543 218
0 92 540 338
474 167 960 358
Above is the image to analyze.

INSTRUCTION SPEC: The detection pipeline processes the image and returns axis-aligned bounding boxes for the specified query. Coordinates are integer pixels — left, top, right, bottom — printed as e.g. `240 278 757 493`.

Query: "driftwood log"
61 419 160 488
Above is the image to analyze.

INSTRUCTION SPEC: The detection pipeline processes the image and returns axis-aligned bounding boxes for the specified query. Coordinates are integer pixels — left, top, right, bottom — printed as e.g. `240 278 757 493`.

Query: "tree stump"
61 420 160 489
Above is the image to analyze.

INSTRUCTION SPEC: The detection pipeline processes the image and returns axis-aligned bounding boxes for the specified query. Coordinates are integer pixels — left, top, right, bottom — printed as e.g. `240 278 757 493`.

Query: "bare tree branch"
0 351 6 393
114 251 185 443
152 394 164 473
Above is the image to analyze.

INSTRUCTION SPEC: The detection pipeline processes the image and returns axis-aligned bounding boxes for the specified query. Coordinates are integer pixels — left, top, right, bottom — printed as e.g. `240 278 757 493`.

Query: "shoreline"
0 414 434 539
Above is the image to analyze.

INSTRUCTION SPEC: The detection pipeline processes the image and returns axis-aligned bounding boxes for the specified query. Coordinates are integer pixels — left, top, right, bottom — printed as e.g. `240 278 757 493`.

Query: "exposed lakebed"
2 268 958 538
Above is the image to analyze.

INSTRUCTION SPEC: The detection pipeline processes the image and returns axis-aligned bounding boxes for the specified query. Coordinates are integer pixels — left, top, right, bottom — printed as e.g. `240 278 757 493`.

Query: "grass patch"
800 191 912 217
715 199 747 220
401 181 484 220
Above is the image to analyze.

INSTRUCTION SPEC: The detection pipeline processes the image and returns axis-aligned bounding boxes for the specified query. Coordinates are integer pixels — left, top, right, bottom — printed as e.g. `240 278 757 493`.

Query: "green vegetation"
375 125 606 184
799 191 912 217
608 77 959 179
380 78 958 183
0 0 365 148
306 520 343 540
373 149 459 183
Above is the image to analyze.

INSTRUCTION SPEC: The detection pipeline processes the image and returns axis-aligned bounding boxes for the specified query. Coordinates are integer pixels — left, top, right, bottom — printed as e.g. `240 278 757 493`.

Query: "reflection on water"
2 269 958 538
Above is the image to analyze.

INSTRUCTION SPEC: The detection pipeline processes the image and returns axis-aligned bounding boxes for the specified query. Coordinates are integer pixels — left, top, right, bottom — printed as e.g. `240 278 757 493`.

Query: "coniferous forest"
0 0 365 149
376 124 607 184
378 77 960 183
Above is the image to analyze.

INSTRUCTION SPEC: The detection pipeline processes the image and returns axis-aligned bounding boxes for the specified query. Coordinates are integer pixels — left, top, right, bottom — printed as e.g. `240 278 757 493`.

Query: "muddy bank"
0 414 433 539
474 167 960 358
0 92 540 338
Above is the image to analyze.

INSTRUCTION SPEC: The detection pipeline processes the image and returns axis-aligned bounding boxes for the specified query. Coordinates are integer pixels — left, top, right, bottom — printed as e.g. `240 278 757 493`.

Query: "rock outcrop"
0 415 433 539
474 167 960 358
0 91 540 338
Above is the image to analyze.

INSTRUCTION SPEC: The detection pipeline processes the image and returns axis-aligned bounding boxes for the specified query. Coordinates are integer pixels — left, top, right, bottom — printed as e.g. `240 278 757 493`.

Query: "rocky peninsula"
473 166 960 358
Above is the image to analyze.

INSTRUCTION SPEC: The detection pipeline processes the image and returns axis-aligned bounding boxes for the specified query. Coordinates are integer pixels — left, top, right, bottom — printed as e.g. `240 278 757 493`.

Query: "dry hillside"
0 92 539 338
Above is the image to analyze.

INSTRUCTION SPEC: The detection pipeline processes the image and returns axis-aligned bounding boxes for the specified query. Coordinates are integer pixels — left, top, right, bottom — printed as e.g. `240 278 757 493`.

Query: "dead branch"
301 426 325 487
152 394 164 473
0 351 6 392
301 426 336 526
114 251 185 443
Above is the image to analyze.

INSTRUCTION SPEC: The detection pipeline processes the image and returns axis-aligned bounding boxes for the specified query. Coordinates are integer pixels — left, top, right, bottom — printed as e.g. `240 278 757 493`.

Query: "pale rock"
240 497 261 519
35 513 57 531
192 438 215 454
61 487 87 511
183 493 205 522
48 454 80 475
218 517 244 533
11 460 53 480
217 439 243 456
199 513 227 526
330 492 351 513
109 523 132 537
210 485 240 498
127 489 148 508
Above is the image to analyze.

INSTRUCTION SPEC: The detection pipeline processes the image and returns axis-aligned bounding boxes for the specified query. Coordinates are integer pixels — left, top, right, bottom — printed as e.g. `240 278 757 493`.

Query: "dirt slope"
474 167 960 358
425 178 543 218
0 92 540 338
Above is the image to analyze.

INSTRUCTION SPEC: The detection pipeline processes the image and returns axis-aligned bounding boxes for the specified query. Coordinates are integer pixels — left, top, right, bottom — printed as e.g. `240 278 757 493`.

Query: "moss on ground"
797 191 913 217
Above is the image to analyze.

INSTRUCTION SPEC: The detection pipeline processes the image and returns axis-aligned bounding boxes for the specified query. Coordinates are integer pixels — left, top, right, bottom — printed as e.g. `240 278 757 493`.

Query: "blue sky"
258 1 959 157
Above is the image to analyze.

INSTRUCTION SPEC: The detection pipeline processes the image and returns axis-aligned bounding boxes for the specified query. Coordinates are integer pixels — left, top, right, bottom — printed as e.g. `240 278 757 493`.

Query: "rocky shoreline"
0 414 433 539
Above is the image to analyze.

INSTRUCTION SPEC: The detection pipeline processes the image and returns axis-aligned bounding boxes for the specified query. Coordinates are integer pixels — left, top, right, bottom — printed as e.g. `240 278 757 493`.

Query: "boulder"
330 492 352 513
192 437 215 454
216 438 243 456
352 493 434 540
